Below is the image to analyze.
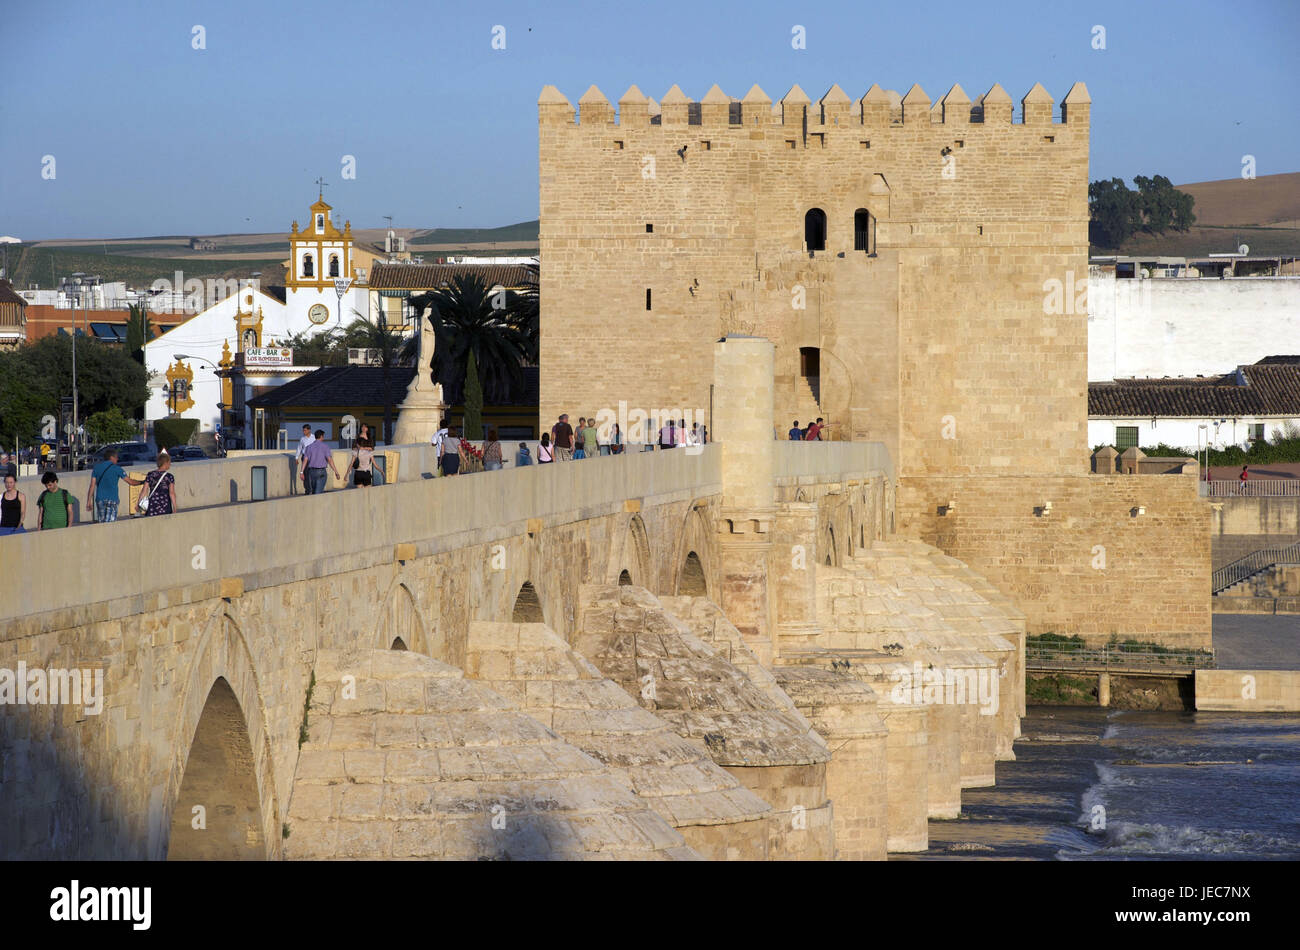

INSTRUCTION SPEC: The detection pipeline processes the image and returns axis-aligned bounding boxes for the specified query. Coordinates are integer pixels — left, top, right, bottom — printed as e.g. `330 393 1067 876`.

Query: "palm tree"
339 312 417 444
409 273 537 407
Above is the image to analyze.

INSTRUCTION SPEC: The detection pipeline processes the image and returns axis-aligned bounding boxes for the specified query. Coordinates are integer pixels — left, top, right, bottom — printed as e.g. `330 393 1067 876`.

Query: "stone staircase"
1213 541 1300 596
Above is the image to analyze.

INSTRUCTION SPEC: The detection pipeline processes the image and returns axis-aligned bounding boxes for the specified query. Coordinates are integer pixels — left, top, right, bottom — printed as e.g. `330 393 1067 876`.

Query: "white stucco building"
144 195 371 441
1088 261 1300 382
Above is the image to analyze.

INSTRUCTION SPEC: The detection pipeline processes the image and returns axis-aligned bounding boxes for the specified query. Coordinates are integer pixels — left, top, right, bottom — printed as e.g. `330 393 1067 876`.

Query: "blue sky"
1 0 1296 240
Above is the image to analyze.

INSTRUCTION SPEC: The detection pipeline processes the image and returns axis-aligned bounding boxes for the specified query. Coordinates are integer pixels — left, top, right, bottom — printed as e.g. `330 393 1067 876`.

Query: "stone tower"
537 80 1092 480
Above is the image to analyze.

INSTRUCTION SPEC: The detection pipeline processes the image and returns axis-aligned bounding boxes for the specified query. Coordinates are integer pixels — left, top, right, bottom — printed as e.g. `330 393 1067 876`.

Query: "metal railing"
1212 540 1300 594
1204 479 1300 497
1027 642 1214 670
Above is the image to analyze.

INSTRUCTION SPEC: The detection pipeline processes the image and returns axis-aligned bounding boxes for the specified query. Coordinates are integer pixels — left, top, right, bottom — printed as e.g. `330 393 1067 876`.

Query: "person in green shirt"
582 418 599 459
37 471 75 530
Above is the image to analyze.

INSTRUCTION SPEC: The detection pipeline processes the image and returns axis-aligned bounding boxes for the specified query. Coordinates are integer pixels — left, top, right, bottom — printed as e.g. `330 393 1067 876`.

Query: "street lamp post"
69 284 81 470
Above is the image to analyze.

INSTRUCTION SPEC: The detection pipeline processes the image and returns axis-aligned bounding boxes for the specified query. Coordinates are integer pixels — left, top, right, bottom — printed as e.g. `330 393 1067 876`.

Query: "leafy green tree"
1090 175 1196 248
462 349 483 441
0 335 148 447
409 274 537 406
284 327 347 367
0 352 51 448
1088 178 1143 248
85 407 136 444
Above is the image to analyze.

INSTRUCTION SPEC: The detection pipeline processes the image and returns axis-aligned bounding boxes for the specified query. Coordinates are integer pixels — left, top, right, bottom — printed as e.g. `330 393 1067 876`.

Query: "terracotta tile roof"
366 262 538 292
247 364 538 409
0 279 26 307
1089 359 1300 417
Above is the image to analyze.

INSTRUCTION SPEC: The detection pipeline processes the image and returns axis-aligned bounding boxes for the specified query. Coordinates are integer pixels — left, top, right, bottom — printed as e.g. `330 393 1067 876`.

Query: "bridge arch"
375 578 437 660
165 608 279 860
512 581 545 623
672 503 716 599
606 514 653 589
823 523 839 567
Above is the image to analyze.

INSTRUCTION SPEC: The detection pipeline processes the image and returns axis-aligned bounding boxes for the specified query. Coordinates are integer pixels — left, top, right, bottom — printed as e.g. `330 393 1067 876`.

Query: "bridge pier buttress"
713 336 779 665
771 499 824 654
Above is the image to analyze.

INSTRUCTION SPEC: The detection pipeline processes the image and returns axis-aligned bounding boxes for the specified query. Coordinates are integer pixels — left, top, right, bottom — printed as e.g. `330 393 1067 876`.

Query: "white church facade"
144 196 372 442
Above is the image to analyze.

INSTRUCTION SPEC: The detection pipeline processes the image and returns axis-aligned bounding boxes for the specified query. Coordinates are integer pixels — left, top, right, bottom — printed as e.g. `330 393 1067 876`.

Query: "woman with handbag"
140 453 178 516
352 424 375 487
538 432 554 464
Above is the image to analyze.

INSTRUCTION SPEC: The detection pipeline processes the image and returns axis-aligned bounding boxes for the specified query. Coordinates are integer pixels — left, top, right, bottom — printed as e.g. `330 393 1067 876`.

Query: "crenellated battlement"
540 81 1090 129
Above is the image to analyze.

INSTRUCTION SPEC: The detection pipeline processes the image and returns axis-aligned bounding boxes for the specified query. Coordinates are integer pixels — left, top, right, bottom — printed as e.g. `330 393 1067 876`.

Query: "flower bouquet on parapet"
461 441 484 473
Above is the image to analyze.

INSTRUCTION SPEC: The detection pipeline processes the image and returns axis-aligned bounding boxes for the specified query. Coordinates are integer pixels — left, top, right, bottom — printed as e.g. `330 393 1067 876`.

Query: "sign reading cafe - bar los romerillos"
245 346 293 367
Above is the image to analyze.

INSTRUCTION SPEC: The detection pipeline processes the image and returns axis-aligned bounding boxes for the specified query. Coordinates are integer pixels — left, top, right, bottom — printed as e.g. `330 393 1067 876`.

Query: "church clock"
308 303 330 325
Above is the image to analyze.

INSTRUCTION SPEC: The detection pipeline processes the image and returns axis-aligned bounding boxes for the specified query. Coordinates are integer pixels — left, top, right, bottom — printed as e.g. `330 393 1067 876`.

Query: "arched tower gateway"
285 194 360 331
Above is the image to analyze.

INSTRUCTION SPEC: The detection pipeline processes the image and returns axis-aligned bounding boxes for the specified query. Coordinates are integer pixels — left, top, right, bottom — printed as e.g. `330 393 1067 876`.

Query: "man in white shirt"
295 424 314 490
432 421 448 475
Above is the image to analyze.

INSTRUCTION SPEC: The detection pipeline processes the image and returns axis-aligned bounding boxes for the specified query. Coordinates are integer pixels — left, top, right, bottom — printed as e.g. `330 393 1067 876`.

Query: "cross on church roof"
314 176 328 199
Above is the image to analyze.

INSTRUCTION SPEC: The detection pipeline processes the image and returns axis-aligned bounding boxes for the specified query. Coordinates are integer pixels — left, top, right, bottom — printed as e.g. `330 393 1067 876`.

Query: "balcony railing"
1027 642 1214 671
1212 540 1300 594
1203 479 1300 497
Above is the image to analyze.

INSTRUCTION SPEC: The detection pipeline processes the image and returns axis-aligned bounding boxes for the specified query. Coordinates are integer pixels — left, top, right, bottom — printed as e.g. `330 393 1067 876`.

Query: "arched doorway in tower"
391 637 408 650
512 581 544 622
618 570 633 586
854 208 876 253
804 208 827 253
825 525 837 566
799 346 821 408
167 678 265 860
678 552 706 596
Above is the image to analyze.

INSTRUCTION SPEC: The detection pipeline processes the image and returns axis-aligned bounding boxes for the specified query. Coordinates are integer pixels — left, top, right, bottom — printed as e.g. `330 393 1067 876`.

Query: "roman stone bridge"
0 338 1027 860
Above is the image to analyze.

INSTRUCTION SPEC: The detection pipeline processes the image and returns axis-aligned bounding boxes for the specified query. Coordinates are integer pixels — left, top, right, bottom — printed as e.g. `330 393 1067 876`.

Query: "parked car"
166 445 208 461
98 442 157 467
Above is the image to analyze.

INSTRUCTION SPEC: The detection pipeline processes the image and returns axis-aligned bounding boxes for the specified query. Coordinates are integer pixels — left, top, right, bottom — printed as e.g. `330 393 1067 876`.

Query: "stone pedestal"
391 312 446 446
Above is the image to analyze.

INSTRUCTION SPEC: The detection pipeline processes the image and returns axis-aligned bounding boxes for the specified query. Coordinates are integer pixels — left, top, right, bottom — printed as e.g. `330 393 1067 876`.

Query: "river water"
903 705 1300 861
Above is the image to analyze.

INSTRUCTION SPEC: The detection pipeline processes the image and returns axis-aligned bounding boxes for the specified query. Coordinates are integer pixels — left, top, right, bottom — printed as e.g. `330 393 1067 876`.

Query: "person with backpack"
37 471 75 530
87 447 145 523
515 442 533 467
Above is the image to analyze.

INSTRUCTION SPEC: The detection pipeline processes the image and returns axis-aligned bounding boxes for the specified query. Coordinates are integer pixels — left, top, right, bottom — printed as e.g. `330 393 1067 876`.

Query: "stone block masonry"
900 474 1212 647
538 80 1090 480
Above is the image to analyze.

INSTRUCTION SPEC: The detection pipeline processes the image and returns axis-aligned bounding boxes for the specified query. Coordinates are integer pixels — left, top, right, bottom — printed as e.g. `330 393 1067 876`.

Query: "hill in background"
1094 171 1300 257
2 219 540 290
